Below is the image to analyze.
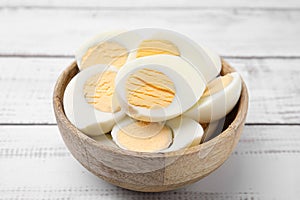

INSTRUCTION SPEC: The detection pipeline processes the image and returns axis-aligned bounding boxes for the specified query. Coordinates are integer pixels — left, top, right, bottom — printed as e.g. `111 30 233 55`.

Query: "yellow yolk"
118 121 166 139
202 74 233 98
126 68 175 109
84 71 120 113
81 42 128 69
117 122 173 152
136 40 180 58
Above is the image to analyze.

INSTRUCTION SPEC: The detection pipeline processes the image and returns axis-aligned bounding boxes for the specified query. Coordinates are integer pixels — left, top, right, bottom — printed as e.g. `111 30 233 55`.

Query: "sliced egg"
121 28 221 82
201 45 222 76
111 117 172 152
128 40 221 81
160 117 204 152
76 29 221 82
63 65 125 136
75 30 142 70
115 54 206 122
111 116 203 153
183 72 242 123
125 39 180 63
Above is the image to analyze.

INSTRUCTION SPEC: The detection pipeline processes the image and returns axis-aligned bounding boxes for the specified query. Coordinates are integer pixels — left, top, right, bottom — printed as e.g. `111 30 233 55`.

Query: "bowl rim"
53 59 248 158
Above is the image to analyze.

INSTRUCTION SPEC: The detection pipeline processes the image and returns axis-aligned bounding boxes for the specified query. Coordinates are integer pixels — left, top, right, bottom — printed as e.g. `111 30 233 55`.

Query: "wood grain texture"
0 57 299 124
0 125 299 199
0 9 299 57
52 60 248 192
1 0 300 9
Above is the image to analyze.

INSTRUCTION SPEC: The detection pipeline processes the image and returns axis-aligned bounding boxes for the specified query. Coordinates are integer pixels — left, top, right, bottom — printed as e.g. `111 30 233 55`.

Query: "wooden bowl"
53 60 248 192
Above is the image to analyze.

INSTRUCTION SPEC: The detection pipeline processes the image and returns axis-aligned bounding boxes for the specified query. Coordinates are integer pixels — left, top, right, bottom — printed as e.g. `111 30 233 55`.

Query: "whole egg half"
111 116 203 153
75 30 141 70
115 54 206 122
183 72 242 123
121 28 221 83
63 65 125 136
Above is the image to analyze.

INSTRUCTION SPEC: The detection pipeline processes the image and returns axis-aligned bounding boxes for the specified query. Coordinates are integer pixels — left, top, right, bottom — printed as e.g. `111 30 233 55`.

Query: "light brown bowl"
53 60 248 192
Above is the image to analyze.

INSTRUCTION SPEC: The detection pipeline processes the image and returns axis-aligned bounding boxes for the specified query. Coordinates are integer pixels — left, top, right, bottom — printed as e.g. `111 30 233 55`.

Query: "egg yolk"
136 40 180 58
202 74 233 97
118 121 166 139
81 42 128 69
117 121 173 152
84 71 120 113
126 68 176 109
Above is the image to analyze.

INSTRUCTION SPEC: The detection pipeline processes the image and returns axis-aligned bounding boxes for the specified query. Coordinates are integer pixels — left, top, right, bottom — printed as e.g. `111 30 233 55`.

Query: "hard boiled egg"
201 45 222 76
183 72 242 123
160 117 204 153
123 28 221 83
111 116 203 153
76 28 221 83
115 54 206 122
63 65 125 136
75 30 142 70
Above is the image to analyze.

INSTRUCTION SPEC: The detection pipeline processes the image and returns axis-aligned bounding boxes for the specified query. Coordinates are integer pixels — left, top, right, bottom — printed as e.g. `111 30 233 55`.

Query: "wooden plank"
0 57 72 124
0 9 300 57
1 0 300 9
0 125 299 199
0 57 299 124
229 58 300 124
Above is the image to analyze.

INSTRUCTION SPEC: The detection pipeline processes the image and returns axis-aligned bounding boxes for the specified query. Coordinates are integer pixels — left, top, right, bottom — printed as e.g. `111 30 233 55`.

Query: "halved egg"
127 39 180 61
160 117 204 153
201 45 222 76
128 40 221 81
63 65 125 136
121 28 221 82
111 116 203 153
75 30 142 70
115 54 206 122
183 72 242 123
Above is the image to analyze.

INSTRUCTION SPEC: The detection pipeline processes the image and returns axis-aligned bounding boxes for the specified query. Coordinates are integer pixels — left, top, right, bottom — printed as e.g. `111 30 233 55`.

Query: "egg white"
128 43 221 76
115 54 206 122
201 45 222 77
75 28 221 83
183 72 242 123
160 117 204 152
75 30 143 70
75 30 125 69
63 65 125 136
123 28 221 82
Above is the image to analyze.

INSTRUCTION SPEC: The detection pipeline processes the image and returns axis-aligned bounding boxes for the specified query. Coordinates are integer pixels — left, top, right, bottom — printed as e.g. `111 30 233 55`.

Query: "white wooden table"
1 1 300 199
